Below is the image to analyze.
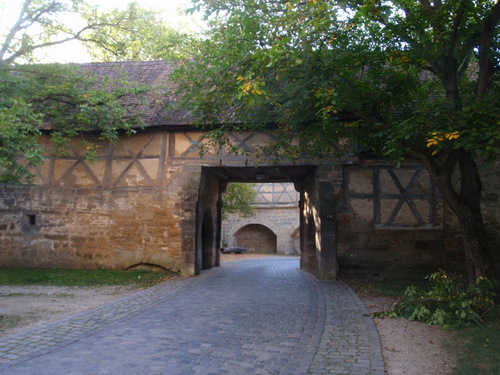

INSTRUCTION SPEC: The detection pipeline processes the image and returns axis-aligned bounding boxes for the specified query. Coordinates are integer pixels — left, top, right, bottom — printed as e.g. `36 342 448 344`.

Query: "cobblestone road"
0 258 384 374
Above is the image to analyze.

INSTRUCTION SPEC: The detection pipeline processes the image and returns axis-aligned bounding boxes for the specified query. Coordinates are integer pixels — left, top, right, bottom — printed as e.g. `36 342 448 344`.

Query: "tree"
222 183 258 220
0 62 152 184
84 2 199 61
1 0 116 68
0 0 168 184
175 0 500 283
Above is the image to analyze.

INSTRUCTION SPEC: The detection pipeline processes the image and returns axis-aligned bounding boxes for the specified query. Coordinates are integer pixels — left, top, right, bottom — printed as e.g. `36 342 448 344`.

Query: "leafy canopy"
84 2 200 62
177 0 500 164
176 0 500 283
0 62 151 184
0 0 184 184
372 269 498 327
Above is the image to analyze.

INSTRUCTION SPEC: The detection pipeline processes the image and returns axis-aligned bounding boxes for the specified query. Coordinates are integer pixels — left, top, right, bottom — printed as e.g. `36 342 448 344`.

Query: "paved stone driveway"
0 258 384 374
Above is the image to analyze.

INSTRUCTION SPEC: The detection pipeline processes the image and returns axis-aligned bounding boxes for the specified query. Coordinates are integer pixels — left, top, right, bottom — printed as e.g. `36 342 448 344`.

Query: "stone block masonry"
221 182 300 255
0 131 210 273
222 204 300 255
1 123 499 280
0 186 183 271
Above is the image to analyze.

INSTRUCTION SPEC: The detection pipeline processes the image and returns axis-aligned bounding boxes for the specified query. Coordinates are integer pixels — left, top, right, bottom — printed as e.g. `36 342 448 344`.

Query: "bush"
372 270 498 327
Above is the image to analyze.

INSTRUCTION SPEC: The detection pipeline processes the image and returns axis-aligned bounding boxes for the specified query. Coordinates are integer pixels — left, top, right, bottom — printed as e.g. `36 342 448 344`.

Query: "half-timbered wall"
1 127 499 280
0 129 223 274
1 131 180 271
336 160 461 280
0 129 317 276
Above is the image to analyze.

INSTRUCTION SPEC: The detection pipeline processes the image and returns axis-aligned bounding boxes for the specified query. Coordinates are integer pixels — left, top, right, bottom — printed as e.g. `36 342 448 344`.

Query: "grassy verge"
449 306 500 375
0 315 31 333
0 268 179 288
345 278 428 297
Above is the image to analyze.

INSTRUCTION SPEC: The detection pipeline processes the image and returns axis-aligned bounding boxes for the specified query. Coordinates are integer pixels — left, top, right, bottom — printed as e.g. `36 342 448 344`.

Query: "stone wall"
0 185 183 271
332 158 500 280
221 182 300 255
0 130 208 274
1 127 499 281
234 224 277 253
222 204 299 255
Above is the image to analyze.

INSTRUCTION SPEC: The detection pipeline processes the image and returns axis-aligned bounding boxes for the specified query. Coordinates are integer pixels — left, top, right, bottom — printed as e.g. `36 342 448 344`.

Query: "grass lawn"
0 267 179 288
450 306 500 375
346 278 428 297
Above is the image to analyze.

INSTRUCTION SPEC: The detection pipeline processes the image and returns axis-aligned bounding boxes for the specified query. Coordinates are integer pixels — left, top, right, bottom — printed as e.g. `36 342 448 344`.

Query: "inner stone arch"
234 224 277 254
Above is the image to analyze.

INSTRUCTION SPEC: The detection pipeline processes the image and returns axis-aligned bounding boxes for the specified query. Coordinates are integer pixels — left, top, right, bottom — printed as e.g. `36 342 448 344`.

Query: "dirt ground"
0 254 457 374
359 294 457 375
0 285 138 335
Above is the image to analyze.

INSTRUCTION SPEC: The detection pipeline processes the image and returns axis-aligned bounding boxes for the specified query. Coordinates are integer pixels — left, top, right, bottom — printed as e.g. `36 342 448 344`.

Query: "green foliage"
0 98 44 184
0 0 197 65
84 2 199 62
0 267 179 288
350 278 500 373
175 0 500 282
222 183 258 220
373 270 498 327
0 0 199 185
176 0 500 162
0 0 116 67
0 63 150 184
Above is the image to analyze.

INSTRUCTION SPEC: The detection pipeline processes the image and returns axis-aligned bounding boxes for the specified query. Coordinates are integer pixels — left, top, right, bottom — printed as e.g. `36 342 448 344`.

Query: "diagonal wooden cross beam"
385 169 425 225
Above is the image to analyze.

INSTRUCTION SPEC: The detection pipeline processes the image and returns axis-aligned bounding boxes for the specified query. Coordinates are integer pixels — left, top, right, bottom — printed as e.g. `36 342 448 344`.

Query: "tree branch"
0 0 65 68
477 0 500 100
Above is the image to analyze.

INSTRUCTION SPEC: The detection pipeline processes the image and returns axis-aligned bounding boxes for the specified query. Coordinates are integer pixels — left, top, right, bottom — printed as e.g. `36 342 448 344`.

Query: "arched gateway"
1 62 495 280
195 165 338 279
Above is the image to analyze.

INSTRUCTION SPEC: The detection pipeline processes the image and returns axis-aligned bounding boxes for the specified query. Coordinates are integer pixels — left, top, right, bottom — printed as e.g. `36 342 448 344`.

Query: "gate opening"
221 182 299 256
193 165 339 279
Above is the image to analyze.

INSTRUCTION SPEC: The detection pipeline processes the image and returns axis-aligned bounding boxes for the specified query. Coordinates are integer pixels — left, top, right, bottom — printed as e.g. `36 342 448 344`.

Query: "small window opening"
27 214 36 226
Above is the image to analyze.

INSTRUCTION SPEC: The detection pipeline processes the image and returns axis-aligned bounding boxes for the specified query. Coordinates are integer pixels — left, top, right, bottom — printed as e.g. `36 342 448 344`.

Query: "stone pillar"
301 166 339 280
316 180 339 280
215 190 224 267
180 166 203 277
298 180 318 274
295 182 308 271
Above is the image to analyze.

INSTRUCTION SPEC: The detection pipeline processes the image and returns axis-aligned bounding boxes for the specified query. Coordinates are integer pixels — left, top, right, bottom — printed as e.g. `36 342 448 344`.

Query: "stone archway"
194 164 339 280
234 224 277 254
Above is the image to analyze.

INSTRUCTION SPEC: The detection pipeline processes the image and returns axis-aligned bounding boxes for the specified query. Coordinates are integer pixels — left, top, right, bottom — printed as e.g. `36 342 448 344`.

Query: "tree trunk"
427 149 497 283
